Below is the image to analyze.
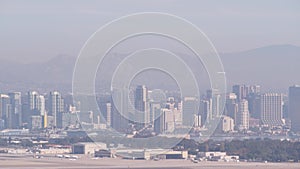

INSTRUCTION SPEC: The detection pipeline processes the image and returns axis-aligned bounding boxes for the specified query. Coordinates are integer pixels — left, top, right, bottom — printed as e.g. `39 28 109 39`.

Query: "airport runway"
0 154 300 169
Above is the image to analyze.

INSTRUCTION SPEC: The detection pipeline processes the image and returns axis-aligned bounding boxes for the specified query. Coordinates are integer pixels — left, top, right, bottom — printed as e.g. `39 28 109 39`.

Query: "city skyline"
1 1 300 167
0 83 298 134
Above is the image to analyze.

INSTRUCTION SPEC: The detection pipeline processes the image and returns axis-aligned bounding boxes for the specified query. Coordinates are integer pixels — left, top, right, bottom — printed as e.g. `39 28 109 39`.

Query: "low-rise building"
114 149 188 160
72 142 107 155
198 151 239 162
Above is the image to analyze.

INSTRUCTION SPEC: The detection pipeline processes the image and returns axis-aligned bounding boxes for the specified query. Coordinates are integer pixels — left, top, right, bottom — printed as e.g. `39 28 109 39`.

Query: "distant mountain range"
0 44 299 93
0 54 75 84
221 44 300 92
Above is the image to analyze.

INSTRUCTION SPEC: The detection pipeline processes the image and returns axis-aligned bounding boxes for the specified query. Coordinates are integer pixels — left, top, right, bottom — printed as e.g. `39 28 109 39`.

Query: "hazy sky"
0 0 299 63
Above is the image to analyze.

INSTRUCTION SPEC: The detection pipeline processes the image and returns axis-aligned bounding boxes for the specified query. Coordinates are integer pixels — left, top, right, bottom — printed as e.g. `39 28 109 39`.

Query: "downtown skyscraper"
289 85 300 132
8 92 22 129
27 91 45 129
182 97 198 126
28 91 45 116
237 99 249 130
232 84 260 101
134 85 150 126
260 93 283 127
0 94 11 129
48 91 64 128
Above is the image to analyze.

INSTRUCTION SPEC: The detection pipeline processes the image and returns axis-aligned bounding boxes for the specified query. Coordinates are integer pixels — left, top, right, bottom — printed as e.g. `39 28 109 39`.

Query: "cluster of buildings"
105 84 300 136
1 84 300 137
218 85 300 134
0 91 65 130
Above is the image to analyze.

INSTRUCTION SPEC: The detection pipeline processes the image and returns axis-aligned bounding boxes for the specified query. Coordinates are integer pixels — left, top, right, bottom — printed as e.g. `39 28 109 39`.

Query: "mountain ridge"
0 44 299 92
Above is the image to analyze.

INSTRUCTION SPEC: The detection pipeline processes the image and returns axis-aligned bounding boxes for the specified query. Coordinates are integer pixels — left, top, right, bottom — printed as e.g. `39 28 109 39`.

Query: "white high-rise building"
28 91 45 116
194 114 201 127
225 93 238 123
38 95 45 116
237 99 249 130
260 93 283 127
164 109 175 133
173 108 182 126
200 100 210 125
206 89 221 118
221 115 235 132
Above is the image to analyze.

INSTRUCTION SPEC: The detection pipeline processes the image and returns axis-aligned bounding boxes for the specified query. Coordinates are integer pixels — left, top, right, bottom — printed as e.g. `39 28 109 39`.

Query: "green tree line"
175 138 300 162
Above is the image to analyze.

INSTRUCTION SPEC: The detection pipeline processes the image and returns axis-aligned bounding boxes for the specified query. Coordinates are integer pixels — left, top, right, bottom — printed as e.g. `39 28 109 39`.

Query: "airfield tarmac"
0 154 300 169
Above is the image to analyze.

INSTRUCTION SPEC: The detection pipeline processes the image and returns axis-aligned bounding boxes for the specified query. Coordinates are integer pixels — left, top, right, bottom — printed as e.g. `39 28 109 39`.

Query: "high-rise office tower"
28 91 39 111
154 108 163 134
247 93 261 119
128 88 135 115
206 89 221 118
237 99 249 130
28 91 45 116
232 85 248 101
39 95 45 116
0 94 11 129
134 85 148 112
199 100 210 125
8 92 22 129
233 85 260 102
106 102 112 126
289 85 300 132
111 89 129 132
182 97 198 126
213 93 221 118
225 93 238 121
154 109 175 134
260 93 283 127
173 108 182 126
97 94 112 125
150 102 161 127
49 91 64 128
134 85 149 125
27 91 46 129
163 109 175 133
